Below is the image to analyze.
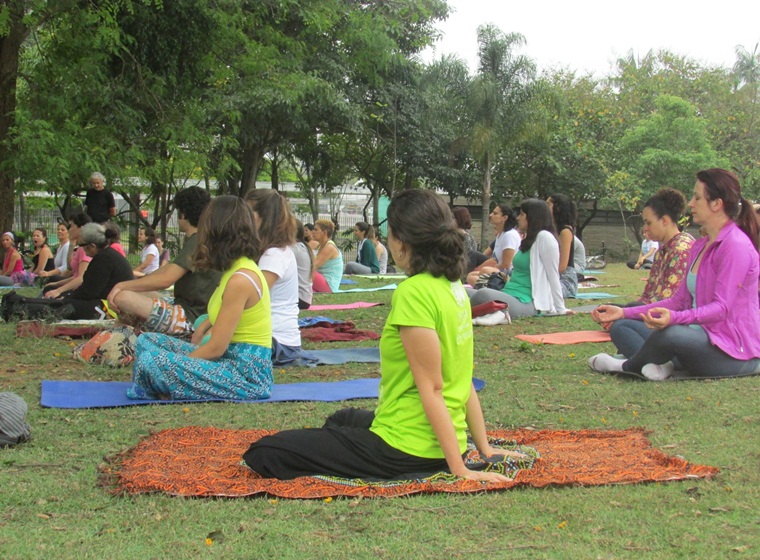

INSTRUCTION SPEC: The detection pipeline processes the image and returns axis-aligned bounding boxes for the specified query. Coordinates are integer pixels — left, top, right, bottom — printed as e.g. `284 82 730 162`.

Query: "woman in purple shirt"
589 168 760 380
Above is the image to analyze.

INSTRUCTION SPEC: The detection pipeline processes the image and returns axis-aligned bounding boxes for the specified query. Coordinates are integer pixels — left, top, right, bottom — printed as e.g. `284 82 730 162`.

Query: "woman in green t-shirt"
469 199 567 317
244 190 527 481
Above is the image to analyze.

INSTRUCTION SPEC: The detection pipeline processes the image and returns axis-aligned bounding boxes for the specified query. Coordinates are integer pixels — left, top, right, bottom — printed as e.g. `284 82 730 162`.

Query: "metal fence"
10 205 366 261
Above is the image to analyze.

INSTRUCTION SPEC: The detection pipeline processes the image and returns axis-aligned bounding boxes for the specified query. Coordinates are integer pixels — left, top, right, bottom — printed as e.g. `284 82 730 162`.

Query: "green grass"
1 265 758 559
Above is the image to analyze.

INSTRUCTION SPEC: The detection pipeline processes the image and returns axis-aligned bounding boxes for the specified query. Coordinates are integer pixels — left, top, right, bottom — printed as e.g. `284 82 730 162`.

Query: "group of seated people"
1 213 170 317
304 218 390 292
2 168 759 483
457 194 585 318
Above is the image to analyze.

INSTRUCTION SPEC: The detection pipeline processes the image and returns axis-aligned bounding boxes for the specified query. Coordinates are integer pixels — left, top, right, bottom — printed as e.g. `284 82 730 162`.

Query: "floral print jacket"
638 231 695 304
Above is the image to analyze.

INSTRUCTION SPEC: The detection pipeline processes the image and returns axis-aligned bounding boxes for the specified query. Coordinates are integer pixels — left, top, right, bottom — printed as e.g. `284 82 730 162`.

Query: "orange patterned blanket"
100 426 718 499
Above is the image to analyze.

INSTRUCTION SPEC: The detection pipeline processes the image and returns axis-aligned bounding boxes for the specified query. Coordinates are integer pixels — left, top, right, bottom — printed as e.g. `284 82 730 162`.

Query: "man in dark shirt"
107 186 221 336
84 172 116 224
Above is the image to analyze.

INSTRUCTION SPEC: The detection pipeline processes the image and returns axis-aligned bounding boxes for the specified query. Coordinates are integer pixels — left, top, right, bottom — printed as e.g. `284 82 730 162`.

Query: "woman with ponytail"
590 168 760 380
344 221 380 274
244 190 525 481
466 203 520 285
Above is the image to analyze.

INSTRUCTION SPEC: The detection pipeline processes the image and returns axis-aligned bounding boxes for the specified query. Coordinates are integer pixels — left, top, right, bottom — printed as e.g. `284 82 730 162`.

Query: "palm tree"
468 25 536 247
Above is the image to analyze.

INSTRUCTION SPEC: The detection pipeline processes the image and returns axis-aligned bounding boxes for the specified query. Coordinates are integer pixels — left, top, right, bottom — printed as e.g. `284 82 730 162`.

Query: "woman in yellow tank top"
128 196 273 401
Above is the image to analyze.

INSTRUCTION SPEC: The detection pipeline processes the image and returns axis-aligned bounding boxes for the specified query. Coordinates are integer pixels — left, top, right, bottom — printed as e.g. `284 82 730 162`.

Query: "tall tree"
616 94 726 232
0 0 30 233
417 55 477 203
468 24 536 247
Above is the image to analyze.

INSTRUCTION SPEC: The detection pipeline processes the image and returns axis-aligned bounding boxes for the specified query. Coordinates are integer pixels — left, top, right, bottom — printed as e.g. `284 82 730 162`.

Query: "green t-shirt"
503 249 532 303
172 233 222 322
370 273 473 459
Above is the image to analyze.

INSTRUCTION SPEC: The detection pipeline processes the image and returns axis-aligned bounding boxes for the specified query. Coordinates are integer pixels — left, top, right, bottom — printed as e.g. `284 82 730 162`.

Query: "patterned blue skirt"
127 333 273 401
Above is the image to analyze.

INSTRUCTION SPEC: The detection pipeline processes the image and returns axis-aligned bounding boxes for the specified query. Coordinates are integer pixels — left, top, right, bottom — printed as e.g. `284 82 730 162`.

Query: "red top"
3 249 24 275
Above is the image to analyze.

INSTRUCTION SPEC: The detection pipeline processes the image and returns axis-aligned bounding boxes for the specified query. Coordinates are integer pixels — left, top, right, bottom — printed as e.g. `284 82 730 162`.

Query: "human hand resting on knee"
591 304 624 325
639 307 671 330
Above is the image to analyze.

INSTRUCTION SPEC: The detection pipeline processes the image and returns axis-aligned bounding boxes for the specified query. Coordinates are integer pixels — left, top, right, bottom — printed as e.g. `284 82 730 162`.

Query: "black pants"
1 291 100 322
243 408 450 480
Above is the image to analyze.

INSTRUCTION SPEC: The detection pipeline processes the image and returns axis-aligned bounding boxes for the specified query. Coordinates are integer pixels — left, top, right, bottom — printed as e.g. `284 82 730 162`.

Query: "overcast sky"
420 0 760 78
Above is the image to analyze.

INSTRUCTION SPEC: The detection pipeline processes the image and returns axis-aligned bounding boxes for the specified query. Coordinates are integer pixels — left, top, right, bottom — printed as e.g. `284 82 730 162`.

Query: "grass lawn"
1 264 758 559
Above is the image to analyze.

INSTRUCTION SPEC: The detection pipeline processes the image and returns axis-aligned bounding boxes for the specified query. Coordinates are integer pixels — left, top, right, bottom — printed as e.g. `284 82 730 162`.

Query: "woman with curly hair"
629 188 694 306
590 169 760 380
128 196 273 401
244 190 527 481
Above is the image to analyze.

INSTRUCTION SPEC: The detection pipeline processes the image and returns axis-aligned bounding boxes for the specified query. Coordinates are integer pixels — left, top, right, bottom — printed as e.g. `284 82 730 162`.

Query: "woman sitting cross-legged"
0 232 24 286
311 219 343 293
132 227 160 278
344 221 380 275
547 193 579 298
128 196 273 401
626 188 694 306
465 203 520 284
37 222 71 284
468 199 568 318
2 223 133 321
245 188 303 366
589 169 760 380
42 213 93 298
243 189 525 481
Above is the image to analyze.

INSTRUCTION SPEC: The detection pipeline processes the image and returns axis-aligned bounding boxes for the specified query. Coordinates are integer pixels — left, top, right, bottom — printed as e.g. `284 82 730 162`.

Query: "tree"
417 55 478 203
616 94 726 235
496 71 615 236
468 24 536 247
0 0 31 233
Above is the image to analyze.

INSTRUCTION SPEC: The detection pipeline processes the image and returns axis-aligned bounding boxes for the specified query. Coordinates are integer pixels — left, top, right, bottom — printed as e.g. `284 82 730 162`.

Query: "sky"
420 0 760 78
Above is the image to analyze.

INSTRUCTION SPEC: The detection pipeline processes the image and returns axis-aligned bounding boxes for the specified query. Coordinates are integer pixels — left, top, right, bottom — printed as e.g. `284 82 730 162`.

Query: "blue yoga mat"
572 292 620 300
335 284 397 293
40 377 486 409
294 347 380 366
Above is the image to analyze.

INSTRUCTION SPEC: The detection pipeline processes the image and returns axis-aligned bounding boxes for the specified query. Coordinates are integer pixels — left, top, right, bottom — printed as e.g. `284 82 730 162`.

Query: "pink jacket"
623 221 760 360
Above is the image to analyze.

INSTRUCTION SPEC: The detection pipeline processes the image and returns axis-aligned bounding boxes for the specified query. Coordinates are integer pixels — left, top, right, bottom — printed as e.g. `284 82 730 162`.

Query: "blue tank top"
318 240 344 292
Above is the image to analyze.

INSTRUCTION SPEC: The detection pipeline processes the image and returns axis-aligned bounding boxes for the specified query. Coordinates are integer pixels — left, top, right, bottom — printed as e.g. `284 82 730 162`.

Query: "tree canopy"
1 5 758 236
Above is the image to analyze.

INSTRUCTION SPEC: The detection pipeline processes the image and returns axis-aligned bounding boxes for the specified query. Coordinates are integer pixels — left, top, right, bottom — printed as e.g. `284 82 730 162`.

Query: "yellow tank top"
207 257 272 347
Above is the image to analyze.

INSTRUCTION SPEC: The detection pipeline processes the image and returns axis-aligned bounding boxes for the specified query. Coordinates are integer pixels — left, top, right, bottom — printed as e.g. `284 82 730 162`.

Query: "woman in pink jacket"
589 168 760 380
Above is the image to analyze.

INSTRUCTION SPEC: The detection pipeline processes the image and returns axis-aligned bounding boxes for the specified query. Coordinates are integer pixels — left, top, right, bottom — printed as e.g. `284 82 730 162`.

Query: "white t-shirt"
493 229 521 267
292 242 313 306
141 243 160 274
641 239 659 262
54 241 70 272
259 246 301 347
375 242 388 274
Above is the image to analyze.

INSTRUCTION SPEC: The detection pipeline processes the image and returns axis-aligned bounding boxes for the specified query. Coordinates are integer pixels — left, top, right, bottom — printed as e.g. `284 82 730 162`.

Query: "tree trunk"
480 154 492 248
310 182 320 222
577 199 598 240
240 144 265 197
270 148 279 190
0 2 28 233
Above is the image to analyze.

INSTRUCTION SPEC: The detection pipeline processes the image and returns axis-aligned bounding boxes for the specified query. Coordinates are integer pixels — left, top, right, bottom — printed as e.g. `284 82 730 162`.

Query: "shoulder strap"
232 270 263 299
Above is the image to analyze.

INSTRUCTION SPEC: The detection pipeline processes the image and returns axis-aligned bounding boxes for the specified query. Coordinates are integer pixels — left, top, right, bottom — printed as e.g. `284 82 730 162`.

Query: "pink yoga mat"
515 330 612 345
309 302 384 311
